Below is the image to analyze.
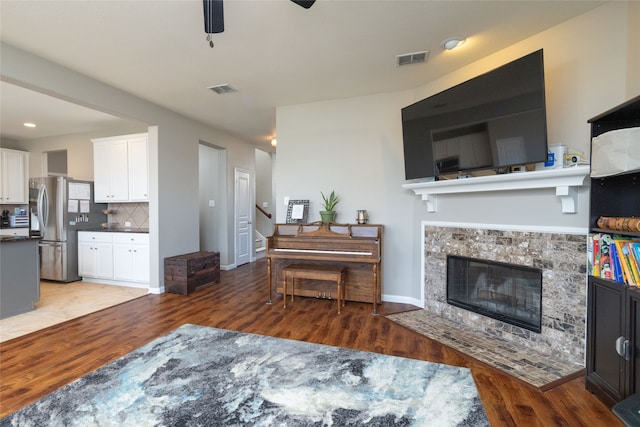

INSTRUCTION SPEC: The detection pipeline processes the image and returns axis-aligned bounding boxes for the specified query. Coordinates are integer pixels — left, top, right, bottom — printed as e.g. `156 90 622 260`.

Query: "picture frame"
286 200 309 224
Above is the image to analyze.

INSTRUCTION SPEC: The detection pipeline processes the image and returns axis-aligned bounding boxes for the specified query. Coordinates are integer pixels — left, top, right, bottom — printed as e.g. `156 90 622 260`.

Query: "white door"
235 168 251 266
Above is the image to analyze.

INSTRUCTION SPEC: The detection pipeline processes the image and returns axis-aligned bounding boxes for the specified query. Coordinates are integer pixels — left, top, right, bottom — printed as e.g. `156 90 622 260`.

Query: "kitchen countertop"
0 236 41 243
89 228 149 233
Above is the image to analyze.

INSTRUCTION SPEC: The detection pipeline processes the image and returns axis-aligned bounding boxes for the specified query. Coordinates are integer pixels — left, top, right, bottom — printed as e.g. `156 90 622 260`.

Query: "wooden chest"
164 251 220 295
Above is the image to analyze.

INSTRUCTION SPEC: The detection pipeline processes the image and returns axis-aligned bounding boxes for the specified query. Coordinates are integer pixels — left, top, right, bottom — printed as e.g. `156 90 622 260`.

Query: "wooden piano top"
267 222 382 263
271 222 382 238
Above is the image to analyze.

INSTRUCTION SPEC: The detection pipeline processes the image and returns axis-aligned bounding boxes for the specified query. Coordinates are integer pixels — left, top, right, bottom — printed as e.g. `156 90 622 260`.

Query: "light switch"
262 201 269 208
284 196 289 206
208 200 215 207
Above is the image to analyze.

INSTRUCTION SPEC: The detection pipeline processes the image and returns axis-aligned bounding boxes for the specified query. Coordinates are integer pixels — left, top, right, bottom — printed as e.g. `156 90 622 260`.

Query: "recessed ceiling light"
23 122 36 128
442 37 466 51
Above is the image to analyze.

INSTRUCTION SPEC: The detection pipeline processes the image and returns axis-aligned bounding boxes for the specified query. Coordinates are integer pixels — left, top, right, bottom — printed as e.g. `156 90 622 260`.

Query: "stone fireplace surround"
422 222 587 366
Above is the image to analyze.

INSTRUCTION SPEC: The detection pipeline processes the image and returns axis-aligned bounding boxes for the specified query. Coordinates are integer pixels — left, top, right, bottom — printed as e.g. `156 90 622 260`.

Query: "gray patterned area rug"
1 324 489 426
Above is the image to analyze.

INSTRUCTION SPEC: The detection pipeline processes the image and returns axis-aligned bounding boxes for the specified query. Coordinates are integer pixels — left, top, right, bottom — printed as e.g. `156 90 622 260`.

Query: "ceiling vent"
396 51 429 67
208 84 237 94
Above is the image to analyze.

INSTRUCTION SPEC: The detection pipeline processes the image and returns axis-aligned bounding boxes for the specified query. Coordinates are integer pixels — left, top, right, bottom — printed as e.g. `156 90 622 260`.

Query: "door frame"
234 167 253 267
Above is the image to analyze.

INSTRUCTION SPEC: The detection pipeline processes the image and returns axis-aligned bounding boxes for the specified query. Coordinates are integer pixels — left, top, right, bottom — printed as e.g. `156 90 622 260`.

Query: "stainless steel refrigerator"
29 177 107 282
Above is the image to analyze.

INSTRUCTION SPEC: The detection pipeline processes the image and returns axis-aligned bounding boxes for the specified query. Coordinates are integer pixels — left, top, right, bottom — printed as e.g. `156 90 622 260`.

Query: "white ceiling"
0 0 606 152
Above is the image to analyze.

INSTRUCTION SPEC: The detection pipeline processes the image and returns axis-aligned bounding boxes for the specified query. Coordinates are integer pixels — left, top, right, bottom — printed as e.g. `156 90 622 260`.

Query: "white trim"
403 166 590 213
421 220 588 235
381 294 422 307
80 278 149 289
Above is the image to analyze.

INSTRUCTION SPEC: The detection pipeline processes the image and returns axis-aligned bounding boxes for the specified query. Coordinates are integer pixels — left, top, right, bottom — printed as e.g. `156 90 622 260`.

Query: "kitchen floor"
0 281 148 343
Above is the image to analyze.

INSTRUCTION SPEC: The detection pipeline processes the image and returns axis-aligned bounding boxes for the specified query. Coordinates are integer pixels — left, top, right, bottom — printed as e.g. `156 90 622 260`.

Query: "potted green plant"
320 191 339 223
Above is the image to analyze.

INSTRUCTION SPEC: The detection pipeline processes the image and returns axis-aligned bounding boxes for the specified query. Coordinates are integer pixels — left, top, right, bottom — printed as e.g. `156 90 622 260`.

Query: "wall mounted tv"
401 49 548 181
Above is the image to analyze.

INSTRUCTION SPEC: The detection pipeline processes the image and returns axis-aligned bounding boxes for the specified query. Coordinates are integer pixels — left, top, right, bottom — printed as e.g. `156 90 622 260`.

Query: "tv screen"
401 49 548 181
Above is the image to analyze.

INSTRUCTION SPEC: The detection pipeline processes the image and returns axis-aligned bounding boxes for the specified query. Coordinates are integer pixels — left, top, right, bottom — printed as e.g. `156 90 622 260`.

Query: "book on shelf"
625 242 640 284
589 232 640 286
610 243 625 283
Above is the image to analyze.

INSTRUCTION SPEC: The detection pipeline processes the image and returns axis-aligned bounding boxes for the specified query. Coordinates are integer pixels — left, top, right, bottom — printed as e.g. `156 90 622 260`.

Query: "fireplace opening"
446 255 542 333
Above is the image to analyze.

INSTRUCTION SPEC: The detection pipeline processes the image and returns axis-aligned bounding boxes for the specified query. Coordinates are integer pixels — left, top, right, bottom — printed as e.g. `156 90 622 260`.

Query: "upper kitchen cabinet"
92 133 148 203
0 148 29 204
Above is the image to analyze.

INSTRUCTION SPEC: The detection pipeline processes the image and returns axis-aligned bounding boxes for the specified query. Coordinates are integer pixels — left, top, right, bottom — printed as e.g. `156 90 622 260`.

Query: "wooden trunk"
164 251 220 295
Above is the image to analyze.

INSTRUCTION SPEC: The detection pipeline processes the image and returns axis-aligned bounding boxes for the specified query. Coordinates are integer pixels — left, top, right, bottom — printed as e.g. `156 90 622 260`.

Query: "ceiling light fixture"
271 138 277 147
23 122 36 128
442 37 466 51
203 0 224 48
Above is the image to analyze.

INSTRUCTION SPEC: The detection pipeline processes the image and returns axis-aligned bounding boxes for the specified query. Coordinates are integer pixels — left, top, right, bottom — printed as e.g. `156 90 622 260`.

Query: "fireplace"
446 255 542 333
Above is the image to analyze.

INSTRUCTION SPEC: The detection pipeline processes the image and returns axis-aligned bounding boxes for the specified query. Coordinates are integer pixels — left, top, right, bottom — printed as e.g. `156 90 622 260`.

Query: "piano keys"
266 222 382 314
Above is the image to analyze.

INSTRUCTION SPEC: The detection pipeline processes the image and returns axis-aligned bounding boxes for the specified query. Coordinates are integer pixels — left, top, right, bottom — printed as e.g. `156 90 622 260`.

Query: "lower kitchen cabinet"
78 232 114 279
586 277 640 406
78 231 149 286
113 233 150 283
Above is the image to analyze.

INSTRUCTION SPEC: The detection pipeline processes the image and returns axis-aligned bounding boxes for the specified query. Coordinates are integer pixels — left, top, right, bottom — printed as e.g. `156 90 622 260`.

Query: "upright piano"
266 222 382 314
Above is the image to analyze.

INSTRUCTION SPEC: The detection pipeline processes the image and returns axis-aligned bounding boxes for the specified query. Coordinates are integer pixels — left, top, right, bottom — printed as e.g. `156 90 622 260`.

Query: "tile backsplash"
107 202 149 229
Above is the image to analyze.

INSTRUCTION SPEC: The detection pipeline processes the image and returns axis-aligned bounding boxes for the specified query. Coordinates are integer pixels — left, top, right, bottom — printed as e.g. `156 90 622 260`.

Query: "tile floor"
0 281 148 342
387 310 585 390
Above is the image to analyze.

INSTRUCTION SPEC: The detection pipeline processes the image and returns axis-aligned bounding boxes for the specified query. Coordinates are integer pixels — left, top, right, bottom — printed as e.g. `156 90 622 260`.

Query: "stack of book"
589 233 640 285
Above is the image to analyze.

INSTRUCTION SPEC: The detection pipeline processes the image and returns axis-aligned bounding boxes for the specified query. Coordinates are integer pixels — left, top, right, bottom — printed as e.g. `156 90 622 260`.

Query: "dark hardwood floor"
0 259 620 425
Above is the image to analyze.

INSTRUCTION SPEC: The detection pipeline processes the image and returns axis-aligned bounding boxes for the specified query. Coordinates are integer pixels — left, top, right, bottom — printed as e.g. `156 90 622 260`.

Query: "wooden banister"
256 204 272 219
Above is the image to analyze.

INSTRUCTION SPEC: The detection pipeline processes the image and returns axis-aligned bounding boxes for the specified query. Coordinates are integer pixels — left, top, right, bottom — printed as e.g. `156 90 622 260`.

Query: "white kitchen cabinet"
0 149 29 204
78 232 114 279
92 133 148 203
127 136 149 201
0 228 30 237
78 231 149 286
113 233 150 283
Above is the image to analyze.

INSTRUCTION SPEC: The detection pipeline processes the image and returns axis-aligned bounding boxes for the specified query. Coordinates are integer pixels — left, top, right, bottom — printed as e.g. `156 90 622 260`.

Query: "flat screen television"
401 49 548 181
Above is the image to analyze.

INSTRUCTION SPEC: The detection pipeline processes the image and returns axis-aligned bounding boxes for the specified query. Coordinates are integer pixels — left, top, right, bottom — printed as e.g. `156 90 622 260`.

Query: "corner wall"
275 2 637 303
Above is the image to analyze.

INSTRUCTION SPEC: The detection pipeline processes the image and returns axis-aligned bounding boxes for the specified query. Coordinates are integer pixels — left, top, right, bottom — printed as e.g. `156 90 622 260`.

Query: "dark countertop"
87 228 149 233
0 236 41 243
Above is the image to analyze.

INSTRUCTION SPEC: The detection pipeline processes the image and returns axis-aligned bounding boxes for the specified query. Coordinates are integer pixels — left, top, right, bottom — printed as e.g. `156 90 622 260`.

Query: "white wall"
275 2 639 304
199 144 224 257
1 43 258 291
255 149 274 238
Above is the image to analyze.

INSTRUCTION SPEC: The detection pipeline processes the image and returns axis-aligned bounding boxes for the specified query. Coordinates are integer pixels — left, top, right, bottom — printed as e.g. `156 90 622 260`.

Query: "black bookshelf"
585 95 640 407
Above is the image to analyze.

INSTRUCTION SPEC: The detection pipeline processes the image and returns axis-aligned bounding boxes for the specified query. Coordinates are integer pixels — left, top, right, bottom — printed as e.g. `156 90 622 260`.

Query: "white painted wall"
275 2 639 304
255 149 274 239
199 144 223 256
1 43 257 291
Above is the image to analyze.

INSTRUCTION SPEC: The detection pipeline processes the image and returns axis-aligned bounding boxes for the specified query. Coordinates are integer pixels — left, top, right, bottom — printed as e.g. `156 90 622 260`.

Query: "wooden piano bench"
282 264 346 314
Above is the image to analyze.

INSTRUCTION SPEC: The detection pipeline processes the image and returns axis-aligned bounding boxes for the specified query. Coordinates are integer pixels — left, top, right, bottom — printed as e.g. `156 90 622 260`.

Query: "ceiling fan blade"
291 0 316 9
203 0 224 34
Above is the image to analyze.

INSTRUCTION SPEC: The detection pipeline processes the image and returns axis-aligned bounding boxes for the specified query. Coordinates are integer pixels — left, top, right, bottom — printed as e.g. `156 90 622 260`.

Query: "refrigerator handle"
38 184 49 239
56 177 64 237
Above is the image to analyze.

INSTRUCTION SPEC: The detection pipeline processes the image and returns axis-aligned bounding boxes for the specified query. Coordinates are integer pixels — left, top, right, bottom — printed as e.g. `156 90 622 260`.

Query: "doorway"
234 168 251 266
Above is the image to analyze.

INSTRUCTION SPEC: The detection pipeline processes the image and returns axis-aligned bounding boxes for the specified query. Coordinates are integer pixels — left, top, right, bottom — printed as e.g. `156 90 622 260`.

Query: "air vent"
396 51 429 67
208 84 237 94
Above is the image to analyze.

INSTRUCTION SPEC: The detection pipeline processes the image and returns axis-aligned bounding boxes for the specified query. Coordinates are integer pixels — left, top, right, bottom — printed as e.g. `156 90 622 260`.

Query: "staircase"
255 231 266 260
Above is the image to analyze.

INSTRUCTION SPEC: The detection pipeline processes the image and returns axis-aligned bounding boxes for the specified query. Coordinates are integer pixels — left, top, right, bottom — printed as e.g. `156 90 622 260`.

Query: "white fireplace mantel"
402 165 590 213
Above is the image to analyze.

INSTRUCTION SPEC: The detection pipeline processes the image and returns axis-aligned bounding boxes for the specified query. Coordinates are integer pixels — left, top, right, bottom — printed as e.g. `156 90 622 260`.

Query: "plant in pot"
320 191 339 223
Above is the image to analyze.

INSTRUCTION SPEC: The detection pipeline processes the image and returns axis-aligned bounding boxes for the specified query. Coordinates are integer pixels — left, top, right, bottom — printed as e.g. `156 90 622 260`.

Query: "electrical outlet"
125 221 131 227
208 200 215 207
